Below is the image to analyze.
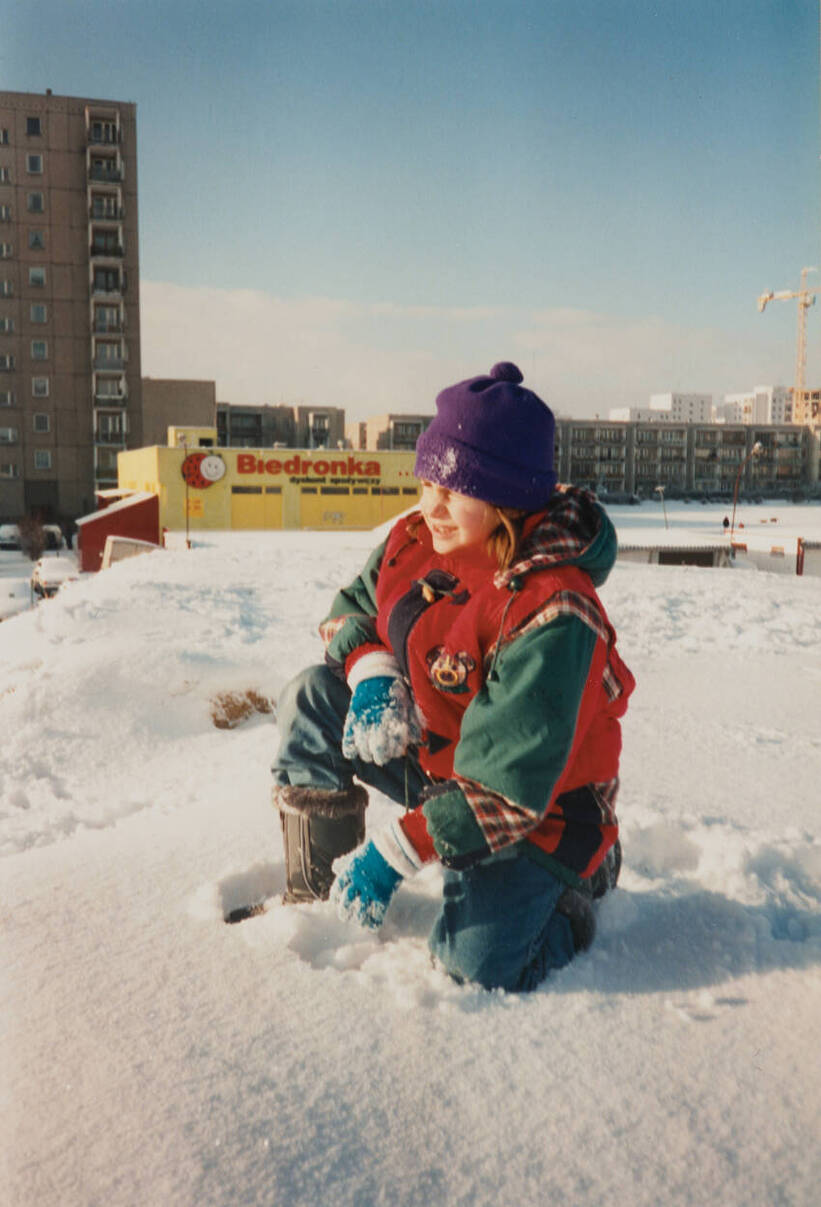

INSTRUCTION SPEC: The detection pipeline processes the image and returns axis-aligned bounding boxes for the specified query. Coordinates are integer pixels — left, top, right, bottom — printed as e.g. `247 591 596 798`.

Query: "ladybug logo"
181 452 226 489
426 647 476 694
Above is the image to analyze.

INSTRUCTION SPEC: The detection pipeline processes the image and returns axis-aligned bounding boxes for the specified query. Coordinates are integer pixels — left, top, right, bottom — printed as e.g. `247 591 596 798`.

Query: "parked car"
31 554 77 599
42 524 65 551
0 524 21 551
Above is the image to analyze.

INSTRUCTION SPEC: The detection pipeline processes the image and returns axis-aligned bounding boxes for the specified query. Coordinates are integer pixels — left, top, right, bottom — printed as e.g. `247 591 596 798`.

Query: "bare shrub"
210 689 274 730
18 516 46 561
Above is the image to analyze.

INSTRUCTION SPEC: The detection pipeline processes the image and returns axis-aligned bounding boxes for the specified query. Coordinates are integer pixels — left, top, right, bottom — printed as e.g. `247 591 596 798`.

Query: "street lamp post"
654 484 668 529
729 440 763 549
181 438 191 550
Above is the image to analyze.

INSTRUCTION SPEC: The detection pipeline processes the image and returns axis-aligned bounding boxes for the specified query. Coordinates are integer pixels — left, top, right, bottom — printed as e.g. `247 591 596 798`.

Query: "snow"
2 503 821 1207
73 490 155 525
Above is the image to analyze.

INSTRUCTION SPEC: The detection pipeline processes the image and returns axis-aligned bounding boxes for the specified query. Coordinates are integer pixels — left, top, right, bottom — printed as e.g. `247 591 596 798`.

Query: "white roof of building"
75 491 156 527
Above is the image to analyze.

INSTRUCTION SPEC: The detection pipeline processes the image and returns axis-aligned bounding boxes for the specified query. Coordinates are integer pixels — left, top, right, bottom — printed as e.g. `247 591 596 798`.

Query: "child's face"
419 480 498 555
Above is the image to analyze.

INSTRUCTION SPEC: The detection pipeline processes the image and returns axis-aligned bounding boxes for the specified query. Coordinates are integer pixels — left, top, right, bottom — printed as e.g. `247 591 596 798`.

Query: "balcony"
89 201 124 221
95 430 126 446
91 272 126 297
88 130 121 147
90 240 124 259
85 106 122 146
93 376 128 405
88 163 123 184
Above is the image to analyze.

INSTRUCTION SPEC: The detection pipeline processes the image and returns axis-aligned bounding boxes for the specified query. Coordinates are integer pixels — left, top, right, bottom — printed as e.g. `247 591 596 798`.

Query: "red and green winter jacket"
320 486 635 885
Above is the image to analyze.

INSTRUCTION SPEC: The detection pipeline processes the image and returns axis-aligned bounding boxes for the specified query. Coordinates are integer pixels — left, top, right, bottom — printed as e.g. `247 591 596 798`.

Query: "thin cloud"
140 281 803 420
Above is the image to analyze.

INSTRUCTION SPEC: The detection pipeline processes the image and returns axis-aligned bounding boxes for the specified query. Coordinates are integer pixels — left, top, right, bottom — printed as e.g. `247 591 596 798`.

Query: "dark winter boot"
273 783 367 904
587 838 622 900
555 888 596 953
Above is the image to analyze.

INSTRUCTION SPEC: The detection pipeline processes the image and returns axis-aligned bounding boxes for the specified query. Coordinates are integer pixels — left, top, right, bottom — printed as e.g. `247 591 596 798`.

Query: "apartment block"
649 392 713 423
0 90 142 521
216 402 346 450
556 419 817 497
716 386 792 426
348 412 434 451
142 378 215 446
792 387 821 429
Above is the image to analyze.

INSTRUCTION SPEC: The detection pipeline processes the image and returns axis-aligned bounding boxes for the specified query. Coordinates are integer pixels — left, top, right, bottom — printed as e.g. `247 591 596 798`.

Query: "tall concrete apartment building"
0 89 142 522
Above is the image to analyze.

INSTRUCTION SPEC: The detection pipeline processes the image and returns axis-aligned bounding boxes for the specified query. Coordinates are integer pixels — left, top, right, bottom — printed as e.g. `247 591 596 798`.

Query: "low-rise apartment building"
215 403 346 450
347 412 434 451
142 378 215 446
556 419 818 496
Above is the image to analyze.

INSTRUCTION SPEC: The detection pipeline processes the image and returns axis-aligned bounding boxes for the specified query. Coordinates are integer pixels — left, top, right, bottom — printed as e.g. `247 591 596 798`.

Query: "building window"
0 354 14 371
0 280 12 297
0 205 10 221
0 129 8 145
30 303 47 324
0 389 14 405
93 304 121 332
95 446 118 473
0 167 10 183
92 266 122 293
91 227 122 255
95 340 122 363
26 154 43 174
0 243 12 258
33 412 50 433
90 119 118 144
26 117 42 136
31 340 48 361
0 462 18 478
95 376 126 400
34 449 52 470
29 266 46 288
27 193 44 213
28 229 45 250
91 192 120 219
89 154 122 183
98 412 123 441
32 376 49 397
0 317 13 332
0 426 18 444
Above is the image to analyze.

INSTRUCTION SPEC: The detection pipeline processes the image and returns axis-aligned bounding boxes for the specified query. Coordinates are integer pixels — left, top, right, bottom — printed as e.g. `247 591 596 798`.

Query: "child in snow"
272 362 635 991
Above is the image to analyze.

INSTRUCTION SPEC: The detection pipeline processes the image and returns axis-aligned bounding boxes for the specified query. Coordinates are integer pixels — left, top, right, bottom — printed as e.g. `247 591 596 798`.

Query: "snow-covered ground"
2 503 820 1207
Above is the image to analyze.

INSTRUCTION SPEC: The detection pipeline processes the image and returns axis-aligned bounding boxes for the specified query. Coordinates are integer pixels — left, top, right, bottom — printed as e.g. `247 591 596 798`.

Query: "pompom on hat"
414 361 557 510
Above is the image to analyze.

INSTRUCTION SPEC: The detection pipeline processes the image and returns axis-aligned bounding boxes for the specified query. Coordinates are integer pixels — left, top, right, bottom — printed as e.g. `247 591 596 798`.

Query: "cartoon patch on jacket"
426 646 476 693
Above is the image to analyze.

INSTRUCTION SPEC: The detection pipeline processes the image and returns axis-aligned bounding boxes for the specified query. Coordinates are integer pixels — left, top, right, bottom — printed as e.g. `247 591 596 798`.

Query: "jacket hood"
496 485 618 589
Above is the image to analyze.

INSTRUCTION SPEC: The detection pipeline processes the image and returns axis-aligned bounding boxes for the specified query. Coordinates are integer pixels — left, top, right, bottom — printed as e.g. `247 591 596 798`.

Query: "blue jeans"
273 665 577 991
430 854 577 991
272 663 429 804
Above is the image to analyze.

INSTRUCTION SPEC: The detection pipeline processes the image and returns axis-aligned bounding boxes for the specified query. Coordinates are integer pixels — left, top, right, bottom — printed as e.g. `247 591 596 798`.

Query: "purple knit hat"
414 361 556 510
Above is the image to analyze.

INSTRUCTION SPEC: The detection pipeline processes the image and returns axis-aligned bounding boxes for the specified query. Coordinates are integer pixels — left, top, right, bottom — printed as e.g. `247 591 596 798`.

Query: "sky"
3 0 821 418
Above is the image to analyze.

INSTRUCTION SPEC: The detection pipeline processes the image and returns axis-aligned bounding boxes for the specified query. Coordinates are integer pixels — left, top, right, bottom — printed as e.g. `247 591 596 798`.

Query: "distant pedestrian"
271 362 635 991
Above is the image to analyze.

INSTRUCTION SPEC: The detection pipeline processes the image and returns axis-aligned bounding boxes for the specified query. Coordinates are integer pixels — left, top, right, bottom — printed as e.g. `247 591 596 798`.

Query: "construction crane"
757 266 817 424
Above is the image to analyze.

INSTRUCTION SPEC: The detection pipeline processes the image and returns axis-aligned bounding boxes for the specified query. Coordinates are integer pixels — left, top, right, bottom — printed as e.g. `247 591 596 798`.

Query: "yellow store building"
116 437 421 533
